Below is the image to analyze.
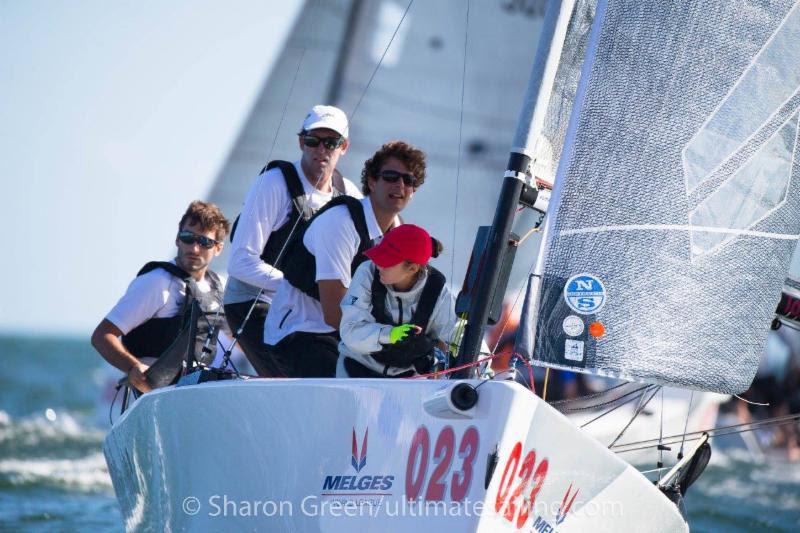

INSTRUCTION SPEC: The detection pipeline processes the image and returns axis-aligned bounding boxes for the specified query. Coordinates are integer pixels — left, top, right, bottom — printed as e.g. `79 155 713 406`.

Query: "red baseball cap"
364 224 432 268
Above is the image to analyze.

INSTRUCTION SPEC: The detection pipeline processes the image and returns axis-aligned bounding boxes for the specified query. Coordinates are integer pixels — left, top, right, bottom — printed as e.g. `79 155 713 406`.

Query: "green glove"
389 324 416 344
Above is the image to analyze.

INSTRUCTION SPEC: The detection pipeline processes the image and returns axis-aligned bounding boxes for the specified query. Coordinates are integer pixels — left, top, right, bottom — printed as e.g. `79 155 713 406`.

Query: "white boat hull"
104 379 687 532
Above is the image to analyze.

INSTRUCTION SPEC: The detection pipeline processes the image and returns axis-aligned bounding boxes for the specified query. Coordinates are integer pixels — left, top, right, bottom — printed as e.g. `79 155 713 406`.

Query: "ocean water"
0 333 798 532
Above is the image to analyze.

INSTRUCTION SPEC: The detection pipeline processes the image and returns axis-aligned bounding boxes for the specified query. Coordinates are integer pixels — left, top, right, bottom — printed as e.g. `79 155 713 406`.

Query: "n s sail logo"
321 426 394 493
564 274 606 315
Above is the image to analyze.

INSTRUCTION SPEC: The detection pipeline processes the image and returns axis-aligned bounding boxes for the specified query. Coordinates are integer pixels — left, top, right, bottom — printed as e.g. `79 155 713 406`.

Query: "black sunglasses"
300 134 345 150
177 231 219 249
377 170 418 187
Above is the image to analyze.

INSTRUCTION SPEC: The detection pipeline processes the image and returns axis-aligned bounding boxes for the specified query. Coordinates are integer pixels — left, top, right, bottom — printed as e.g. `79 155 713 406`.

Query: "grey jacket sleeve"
425 284 460 350
339 262 393 355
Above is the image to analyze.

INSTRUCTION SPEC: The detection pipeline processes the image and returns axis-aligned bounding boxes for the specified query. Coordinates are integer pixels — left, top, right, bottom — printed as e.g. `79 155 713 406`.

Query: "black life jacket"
229 161 348 269
370 265 446 330
364 265 447 374
282 195 372 300
228 161 308 268
121 262 225 387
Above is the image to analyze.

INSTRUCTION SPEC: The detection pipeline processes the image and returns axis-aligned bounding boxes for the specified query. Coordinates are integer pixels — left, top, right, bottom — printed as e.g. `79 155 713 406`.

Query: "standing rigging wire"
218 44 309 367
558 384 653 413
607 385 662 448
450 0 470 285
678 390 694 460
215 1 339 370
578 384 655 429
549 380 633 406
657 387 665 478
611 413 800 454
440 0 473 368
348 0 415 122
219 0 437 375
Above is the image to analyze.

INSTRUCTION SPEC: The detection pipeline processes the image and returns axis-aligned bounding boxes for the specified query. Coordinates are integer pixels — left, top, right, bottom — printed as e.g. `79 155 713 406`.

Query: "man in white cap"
264 140 427 378
224 105 362 376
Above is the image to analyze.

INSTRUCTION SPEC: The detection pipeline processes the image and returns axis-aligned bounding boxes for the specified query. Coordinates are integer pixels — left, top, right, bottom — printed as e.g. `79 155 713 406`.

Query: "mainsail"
528 0 800 393
207 0 549 289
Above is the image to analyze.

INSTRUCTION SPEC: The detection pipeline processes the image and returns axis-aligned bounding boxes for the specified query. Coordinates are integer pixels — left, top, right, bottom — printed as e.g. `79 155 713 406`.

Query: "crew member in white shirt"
224 105 361 376
264 141 428 377
91 201 230 392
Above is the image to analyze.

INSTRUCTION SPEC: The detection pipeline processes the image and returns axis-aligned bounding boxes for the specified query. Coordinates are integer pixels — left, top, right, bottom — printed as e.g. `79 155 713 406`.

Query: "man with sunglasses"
224 105 362 376
91 201 230 392
264 140 427 378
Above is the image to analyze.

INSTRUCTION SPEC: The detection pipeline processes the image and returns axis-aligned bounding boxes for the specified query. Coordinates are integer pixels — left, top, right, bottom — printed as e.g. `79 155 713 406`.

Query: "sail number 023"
404 425 479 501
495 441 549 528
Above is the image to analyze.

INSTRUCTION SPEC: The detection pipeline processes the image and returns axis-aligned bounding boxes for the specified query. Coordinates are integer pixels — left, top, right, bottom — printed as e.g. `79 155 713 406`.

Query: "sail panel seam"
560 224 800 240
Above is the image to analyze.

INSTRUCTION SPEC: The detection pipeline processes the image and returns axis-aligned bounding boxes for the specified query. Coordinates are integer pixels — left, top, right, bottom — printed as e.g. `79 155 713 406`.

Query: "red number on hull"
494 441 550 528
405 425 480 502
405 426 430 500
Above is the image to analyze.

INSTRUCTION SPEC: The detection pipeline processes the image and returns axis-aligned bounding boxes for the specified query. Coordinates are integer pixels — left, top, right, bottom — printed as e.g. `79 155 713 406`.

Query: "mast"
454 0 572 378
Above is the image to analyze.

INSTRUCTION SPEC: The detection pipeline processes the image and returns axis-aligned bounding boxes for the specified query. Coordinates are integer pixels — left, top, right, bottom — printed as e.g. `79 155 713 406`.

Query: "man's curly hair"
360 140 427 195
178 200 231 242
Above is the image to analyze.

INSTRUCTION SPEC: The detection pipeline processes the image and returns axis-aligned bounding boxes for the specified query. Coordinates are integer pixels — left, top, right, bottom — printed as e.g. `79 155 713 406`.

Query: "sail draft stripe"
681 2 800 193
559 224 800 240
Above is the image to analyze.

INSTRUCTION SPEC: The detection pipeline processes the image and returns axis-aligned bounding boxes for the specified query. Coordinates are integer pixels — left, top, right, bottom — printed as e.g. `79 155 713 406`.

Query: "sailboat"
103 0 800 530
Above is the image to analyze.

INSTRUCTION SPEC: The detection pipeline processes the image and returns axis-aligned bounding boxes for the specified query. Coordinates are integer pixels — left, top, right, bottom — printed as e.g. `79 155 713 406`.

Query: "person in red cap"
264 141 427 378
336 224 460 378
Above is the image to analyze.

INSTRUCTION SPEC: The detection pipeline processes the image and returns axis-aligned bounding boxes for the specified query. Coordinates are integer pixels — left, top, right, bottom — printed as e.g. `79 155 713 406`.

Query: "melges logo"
530 482 579 532
321 427 394 493
555 482 579 525
352 427 367 472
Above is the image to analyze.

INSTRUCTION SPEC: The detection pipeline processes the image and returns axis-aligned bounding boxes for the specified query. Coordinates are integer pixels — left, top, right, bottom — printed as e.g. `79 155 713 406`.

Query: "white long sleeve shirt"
224 161 361 305
264 196 395 345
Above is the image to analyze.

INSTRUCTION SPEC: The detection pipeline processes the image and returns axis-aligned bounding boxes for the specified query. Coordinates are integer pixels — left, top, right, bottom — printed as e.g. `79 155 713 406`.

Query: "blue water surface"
0 333 797 532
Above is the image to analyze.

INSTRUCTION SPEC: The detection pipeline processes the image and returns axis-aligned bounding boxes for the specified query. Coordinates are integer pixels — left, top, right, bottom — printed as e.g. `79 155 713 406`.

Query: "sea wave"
0 452 112 491
0 410 112 491
0 409 105 447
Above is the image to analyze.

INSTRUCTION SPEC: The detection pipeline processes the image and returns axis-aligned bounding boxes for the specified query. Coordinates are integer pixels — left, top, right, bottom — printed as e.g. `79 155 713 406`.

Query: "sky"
1 1 301 334
2 1 799 336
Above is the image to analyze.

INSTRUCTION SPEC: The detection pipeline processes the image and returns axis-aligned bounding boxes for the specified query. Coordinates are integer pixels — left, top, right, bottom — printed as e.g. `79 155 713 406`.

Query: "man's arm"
318 279 347 330
227 171 288 291
91 319 152 393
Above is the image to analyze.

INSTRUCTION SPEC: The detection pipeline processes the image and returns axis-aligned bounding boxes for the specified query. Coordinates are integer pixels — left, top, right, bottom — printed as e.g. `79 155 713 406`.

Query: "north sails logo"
351 427 367 473
555 482 579 525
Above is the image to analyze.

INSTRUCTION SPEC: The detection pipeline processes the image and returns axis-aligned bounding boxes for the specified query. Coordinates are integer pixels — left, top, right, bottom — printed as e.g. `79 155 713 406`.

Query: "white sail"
207 0 550 288
206 0 356 226
530 0 800 393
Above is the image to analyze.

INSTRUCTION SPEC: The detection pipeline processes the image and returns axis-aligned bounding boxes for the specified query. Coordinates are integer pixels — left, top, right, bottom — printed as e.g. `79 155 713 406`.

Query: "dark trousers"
224 300 286 377
269 331 340 378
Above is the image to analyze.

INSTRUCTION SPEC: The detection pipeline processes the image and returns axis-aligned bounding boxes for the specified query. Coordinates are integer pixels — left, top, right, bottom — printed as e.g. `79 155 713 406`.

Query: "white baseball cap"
301 105 349 138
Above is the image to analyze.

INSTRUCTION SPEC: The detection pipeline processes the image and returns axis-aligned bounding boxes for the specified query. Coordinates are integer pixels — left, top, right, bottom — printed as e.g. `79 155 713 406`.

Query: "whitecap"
0 452 113 491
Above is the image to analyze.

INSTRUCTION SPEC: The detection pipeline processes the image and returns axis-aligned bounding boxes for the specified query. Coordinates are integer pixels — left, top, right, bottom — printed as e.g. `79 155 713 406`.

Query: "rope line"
450 0 470 283
349 0 415 121
611 413 800 453
607 386 662 447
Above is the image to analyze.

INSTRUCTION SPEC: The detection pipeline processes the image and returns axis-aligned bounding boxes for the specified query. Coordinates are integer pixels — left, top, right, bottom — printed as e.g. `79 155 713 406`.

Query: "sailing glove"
389 324 417 344
374 331 436 370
